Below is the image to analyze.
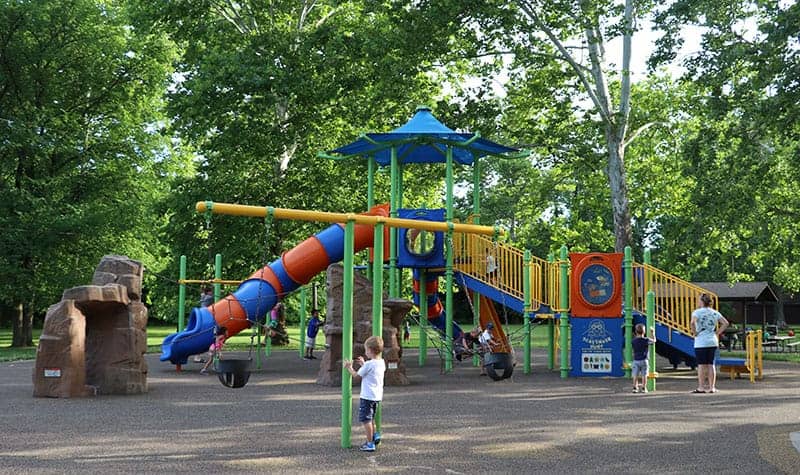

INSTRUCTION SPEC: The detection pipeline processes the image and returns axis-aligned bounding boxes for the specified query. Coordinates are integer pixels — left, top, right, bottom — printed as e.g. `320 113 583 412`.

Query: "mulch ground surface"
2 348 799 474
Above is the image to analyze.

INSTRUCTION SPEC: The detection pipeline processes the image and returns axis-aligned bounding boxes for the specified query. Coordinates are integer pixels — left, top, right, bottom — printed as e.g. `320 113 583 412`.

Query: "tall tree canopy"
0 0 177 344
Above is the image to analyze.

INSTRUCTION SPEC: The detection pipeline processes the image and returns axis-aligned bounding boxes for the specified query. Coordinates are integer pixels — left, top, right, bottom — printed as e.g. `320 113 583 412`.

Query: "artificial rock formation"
33 255 148 397
317 264 413 386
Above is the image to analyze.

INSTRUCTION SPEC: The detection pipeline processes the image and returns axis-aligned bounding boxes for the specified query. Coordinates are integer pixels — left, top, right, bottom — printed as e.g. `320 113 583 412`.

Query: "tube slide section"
411 269 463 340
161 204 390 365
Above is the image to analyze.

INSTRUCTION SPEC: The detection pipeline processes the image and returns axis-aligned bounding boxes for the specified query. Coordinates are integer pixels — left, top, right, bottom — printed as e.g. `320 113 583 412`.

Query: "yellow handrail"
632 263 718 337
452 233 550 310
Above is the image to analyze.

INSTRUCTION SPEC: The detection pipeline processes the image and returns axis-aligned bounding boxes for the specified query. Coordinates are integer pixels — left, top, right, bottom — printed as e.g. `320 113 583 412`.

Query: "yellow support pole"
196 201 501 236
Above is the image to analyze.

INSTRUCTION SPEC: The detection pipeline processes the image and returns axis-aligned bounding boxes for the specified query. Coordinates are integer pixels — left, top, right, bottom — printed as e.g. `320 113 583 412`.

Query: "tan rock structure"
317 264 413 386
33 255 148 397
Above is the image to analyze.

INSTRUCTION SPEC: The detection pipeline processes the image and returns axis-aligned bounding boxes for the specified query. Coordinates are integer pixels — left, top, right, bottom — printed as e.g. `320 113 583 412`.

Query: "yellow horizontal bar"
178 279 244 285
196 201 502 236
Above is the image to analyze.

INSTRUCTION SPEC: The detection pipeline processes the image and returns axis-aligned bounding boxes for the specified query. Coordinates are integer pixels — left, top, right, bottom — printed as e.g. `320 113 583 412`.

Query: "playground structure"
159 106 762 448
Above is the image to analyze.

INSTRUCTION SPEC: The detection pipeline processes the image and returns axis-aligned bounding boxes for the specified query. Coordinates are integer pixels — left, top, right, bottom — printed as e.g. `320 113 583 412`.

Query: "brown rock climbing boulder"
317 264 412 386
33 300 93 398
34 255 149 397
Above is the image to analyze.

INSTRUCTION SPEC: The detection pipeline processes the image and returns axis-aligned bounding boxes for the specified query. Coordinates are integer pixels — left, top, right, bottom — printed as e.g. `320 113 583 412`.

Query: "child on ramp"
343 336 385 452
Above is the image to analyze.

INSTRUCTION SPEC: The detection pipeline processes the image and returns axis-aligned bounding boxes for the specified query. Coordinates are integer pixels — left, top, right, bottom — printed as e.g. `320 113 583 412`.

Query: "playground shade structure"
160 204 389 365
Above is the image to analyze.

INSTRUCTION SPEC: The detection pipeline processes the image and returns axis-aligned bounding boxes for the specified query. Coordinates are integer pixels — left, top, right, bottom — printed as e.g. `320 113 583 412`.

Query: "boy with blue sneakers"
343 335 385 452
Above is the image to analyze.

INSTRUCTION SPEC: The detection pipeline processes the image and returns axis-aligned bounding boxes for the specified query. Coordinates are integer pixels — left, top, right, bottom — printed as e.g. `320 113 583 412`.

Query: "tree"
495 0 647 252
0 0 176 344
139 0 486 307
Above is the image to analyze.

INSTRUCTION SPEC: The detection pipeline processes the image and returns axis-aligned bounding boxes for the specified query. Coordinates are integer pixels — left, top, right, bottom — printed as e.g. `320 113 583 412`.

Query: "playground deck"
2 349 799 473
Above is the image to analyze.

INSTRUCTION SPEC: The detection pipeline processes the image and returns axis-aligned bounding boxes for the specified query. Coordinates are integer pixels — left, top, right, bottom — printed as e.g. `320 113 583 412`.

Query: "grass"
4 324 799 364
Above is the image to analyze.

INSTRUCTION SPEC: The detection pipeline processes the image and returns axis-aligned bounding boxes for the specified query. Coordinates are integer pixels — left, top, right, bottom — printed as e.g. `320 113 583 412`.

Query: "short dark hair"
635 323 645 335
699 293 712 307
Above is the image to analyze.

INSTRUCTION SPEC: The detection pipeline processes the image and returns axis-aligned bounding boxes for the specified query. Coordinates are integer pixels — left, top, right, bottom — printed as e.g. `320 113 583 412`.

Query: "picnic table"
768 335 798 352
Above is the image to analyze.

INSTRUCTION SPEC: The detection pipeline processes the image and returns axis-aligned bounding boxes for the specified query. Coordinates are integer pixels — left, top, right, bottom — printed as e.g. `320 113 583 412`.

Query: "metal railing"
632 263 718 337
452 233 550 310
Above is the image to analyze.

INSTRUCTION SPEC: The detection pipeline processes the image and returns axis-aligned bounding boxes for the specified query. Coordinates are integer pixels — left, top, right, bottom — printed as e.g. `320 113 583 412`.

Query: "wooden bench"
717 358 748 380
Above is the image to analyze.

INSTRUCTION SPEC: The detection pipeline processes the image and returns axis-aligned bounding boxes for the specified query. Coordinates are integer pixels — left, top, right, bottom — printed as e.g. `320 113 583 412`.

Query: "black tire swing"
215 357 252 388
483 352 514 381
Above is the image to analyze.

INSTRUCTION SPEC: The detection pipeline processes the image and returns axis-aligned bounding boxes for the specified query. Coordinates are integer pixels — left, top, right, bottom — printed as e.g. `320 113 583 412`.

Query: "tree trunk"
11 302 34 347
605 130 633 252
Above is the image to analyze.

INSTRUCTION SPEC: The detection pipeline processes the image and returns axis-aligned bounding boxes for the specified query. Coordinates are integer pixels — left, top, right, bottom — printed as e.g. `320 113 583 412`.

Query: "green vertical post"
523 250 532 374
472 156 481 367
445 223 454 372
214 254 222 301
372 221 384 434
299 287 308 358
396 163 404 297
367 157 375 282
559 245 570 379
644 248 652 295
367 157 375 209
472 290 481 367
264 327 272 357
177 255 187 331
623 246 633 378
341 219 356 448
547 252 555 370
444 146 455 373
389 148 398 298
646 290 657 392
418 269 428 367
372 222 385 336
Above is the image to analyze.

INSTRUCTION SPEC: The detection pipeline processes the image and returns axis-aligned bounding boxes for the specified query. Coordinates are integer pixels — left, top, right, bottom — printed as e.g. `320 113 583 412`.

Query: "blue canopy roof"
327 106 521 166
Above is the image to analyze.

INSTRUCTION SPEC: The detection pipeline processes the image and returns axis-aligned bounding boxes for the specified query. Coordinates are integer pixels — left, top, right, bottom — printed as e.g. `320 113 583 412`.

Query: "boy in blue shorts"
631 324 655 393
343 335 385 452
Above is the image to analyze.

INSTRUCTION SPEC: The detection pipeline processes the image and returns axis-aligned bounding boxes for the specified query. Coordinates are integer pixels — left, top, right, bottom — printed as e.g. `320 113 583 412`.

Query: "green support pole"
419 269 428 367
444 146 454 373
178 255 187 331
299 287 308 359
341 219 355 449
547 252 555 371
472 156 481 367
372 221 384 434
559 245 570 379
264 327 272 357
367 158 375 282
644 248 652 295
367 157 375 209
473 290 481 367
214 254 222 302
646 290 657 392
389 148 398 298
372 223 385 336
623 246 633 378
523 250 532 374
445 224 454 373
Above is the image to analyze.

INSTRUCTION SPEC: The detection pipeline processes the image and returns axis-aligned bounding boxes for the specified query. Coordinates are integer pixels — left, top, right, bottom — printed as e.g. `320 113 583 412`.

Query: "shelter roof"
691 282 778 302
325 106 524 166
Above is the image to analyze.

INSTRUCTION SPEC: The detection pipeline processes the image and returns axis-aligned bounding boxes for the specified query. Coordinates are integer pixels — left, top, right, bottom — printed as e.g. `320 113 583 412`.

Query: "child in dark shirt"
631 323 655 393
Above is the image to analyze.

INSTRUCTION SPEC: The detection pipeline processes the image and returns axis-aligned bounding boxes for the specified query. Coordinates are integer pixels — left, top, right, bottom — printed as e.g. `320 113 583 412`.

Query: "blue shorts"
358 398 379 423
631 359 648 377
695 346 717 365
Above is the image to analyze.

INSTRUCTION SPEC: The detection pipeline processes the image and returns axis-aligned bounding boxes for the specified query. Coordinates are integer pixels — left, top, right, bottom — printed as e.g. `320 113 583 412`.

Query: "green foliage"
0 0 179 334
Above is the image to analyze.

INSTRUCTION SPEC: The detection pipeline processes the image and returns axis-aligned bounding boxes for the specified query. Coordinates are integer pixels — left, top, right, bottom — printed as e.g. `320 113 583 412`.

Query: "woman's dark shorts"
695 346 717 365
